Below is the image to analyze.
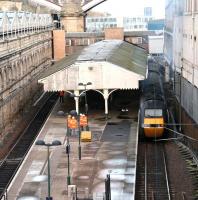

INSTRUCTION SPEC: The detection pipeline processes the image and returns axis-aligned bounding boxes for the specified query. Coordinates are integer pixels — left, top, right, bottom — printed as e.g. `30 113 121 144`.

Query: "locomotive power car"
139 56 168 138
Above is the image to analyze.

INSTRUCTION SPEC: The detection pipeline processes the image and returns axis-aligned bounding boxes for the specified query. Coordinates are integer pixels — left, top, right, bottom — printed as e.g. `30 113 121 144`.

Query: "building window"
66 39 71 46
144 7 152 16
137 37 142 44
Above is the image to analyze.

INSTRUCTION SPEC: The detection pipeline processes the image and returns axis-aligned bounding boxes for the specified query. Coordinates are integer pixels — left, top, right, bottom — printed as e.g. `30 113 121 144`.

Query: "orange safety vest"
80 115 88 126
67 116 71 128
69 117 78 129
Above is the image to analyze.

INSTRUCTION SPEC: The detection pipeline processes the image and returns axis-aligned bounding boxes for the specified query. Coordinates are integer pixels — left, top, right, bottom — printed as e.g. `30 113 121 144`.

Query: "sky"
91 0 165 19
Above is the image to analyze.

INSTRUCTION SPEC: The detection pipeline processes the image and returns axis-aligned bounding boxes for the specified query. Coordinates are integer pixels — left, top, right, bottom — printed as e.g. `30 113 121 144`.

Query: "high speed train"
139 56 168 138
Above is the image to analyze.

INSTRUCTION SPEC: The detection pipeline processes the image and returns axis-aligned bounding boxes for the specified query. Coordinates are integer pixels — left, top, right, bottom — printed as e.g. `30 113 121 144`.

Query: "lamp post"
69 108 82 160
78 82 92 130
70 92 85 160
78 82 92 115
66 113 71 185
35 139 62 200
66 143 71 185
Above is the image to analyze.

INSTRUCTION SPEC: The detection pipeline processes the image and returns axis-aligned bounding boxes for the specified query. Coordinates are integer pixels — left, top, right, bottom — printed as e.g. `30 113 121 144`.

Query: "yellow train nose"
143 118 164 138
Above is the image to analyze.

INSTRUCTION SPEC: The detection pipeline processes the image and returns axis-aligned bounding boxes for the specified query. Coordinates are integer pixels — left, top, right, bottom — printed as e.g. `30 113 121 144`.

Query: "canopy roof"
39 40 147 80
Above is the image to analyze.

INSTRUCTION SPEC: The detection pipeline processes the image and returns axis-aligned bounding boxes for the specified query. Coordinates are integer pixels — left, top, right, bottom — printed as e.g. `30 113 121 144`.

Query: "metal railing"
0 11 54 41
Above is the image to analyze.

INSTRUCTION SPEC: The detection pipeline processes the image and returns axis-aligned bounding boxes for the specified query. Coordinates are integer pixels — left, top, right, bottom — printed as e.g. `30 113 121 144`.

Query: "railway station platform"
7 100 138 200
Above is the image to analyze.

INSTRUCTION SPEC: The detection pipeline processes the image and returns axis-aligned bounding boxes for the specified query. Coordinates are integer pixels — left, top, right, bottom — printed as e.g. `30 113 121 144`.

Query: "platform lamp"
66 113 71 185
69 92 85 160
69 108 83 160
35 140 62 200
78 82 92 114
78 82 92 130
65 110 78 185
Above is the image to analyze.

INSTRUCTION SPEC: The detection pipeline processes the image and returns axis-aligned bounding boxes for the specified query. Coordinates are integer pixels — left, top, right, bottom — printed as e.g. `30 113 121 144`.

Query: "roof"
66 31 104 38
39 40 147 80
124 31 157 37
108 41 147 76
77 40 122 61
66 31 156 38
38 50 81 79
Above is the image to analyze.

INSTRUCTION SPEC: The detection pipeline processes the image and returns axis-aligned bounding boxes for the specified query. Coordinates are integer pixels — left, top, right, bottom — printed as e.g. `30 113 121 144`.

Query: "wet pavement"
7 101 138 200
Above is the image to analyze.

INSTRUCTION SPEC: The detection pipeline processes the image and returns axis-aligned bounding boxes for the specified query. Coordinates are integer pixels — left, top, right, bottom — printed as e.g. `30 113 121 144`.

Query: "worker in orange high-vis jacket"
80 114 88 130
69 116 78 135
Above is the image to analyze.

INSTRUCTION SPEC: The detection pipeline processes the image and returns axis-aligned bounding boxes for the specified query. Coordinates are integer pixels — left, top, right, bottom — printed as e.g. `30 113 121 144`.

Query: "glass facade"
86 16 152 32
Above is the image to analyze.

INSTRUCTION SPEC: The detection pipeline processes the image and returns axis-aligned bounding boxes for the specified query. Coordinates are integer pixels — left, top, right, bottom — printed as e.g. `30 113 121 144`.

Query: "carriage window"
145 109 163 117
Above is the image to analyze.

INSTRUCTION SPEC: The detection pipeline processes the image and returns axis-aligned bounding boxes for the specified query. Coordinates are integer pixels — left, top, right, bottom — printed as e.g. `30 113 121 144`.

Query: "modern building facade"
164 0 198 137
86 7 153 32
86 16 118 32
86 15 153 32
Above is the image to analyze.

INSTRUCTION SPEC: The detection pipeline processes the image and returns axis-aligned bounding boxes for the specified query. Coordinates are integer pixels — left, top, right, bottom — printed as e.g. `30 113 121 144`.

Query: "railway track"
0 92 58 199
135 142 171 200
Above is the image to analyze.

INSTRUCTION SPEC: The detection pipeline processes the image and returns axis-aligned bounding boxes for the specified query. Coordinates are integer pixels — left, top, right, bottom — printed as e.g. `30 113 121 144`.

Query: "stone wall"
0 1 22 11
0 31 52 138
0 1 52 13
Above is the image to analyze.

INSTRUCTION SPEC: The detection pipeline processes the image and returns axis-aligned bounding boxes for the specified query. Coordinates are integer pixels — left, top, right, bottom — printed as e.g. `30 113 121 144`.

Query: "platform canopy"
38 40 147 91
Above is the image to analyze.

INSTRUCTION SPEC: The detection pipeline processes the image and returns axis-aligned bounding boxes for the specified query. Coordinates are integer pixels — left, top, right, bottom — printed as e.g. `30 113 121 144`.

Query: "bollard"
107 174 111 200
105 174 111 200
105 178 109 200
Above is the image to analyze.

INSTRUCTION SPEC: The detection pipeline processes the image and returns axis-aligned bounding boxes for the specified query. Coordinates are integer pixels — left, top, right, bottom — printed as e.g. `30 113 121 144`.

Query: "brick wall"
53 30 66 61
104 28 124 40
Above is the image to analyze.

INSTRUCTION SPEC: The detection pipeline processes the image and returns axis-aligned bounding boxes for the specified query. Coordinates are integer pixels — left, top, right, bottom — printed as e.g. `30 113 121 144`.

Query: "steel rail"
162 150 171 200
141 143 172 200
181 192 186 200
0 92 58 199
145 150 147 200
